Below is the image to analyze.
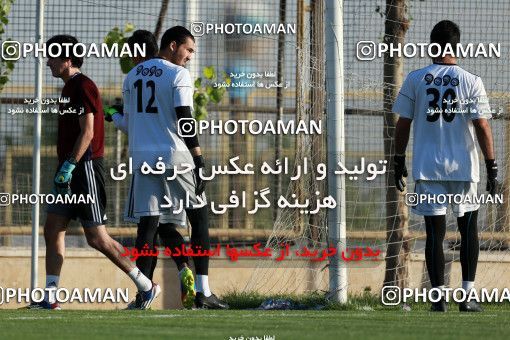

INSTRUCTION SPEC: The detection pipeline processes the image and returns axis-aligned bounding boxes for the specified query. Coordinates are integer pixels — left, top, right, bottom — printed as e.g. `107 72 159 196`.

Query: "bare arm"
188 146 202 157
394 117 412 155
473 118 495 160
71 113 94 162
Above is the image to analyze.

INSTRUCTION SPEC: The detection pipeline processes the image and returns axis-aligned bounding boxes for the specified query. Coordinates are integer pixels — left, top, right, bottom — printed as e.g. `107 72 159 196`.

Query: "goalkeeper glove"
485 159 498 195
193 155 206 196
393 154 408 192
104 104 123 122
54 158 77 195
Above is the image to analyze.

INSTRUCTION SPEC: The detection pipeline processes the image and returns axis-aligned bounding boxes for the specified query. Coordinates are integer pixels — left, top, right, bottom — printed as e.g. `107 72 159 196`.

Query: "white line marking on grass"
7 316 64 320
136 314 183 318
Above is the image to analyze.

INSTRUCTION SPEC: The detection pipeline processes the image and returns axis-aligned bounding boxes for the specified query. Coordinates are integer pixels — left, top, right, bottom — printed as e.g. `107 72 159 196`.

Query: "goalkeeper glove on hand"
54 158 77 195
104 104 123 122
394 155 408 192
193 155 206 196
485 159 498 195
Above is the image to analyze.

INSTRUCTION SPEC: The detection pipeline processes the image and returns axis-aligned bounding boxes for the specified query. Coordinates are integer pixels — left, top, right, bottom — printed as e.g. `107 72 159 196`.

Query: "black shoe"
125 292 142 310
459 300 483 312
195 292 229 309
430 299 447 312
24 300 61 310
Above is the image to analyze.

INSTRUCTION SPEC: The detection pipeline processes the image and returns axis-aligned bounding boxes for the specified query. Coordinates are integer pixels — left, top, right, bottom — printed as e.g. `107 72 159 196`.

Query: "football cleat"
24 301 61 310
430 299 447 312
179 267 196 309
138 282 161 310
459 300 483 312
195 292 229 309
125 292 143 310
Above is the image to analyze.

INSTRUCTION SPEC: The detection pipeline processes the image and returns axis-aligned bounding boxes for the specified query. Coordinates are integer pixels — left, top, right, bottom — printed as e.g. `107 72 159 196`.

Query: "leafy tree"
193 66 230 120
104 22 136 74
0 0 16 92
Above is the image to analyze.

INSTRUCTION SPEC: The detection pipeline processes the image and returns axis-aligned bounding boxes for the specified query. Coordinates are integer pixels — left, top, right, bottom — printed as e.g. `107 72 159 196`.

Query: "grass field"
1 305 510 340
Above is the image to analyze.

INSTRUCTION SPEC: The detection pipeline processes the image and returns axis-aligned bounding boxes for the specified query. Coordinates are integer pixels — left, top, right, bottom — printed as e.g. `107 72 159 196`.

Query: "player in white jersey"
120 27 228 309
106 30 198 309
392 20 497 312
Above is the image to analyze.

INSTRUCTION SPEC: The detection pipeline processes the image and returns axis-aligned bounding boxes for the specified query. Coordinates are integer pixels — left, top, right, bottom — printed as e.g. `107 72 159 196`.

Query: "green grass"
1 306 510 340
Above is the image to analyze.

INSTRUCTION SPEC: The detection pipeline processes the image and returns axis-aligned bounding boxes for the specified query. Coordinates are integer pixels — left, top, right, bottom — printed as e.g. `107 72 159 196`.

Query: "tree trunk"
383 0 410 288
154 0 169 40
309 0 325 243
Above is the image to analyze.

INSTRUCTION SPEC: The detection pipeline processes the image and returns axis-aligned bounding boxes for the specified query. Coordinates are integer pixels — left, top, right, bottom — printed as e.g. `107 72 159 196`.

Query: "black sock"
149 232 159 280
457 210 479 282
424 215 446 287
135 216 160 279
186 206 210 275
158 223 189 270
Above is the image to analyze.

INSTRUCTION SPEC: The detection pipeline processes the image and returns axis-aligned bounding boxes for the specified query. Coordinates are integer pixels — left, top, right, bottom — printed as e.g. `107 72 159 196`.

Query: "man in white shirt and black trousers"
119 27 228 309
392 20 497 312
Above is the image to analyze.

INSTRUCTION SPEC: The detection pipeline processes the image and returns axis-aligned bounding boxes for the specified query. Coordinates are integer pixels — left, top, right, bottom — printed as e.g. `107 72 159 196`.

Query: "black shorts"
47 158 107 227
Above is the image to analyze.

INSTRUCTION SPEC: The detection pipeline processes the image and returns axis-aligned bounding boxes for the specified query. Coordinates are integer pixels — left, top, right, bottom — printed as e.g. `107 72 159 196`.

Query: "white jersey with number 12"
122 57 194 169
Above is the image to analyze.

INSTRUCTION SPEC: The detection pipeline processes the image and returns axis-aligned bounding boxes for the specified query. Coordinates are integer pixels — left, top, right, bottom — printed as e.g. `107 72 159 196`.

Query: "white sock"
462 281 475 292
45 275 59 303
128 268 152 292
196 275 211 297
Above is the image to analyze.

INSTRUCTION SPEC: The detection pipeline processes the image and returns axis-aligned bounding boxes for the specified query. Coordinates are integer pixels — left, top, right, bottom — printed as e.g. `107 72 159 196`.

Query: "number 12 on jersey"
134 79 158 114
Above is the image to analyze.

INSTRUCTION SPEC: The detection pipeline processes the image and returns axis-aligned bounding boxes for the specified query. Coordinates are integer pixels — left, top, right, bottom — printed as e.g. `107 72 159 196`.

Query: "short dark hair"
46 34 83 68
160 26 195 51
430 20 460 52
127 30 158 58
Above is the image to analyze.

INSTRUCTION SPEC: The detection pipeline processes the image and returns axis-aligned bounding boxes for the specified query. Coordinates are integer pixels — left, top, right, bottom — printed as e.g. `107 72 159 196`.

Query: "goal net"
244 0 510 298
